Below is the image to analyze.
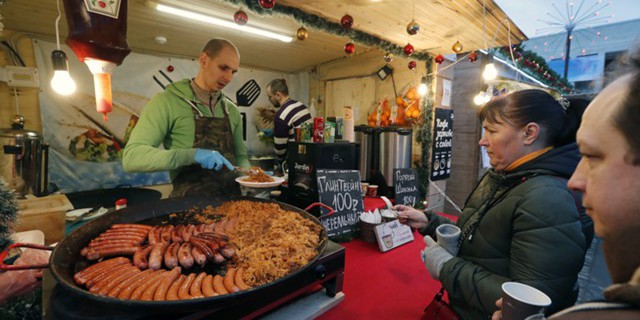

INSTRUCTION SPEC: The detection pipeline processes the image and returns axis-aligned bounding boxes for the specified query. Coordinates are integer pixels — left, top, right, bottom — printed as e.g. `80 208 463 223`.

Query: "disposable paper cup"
367 185 378 197
501 282 551 320
360 182 369 196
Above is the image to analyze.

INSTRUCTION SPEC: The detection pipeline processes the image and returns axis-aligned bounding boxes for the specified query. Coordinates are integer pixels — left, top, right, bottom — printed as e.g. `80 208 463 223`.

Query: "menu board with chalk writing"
393 168 420 206
316 169 364 240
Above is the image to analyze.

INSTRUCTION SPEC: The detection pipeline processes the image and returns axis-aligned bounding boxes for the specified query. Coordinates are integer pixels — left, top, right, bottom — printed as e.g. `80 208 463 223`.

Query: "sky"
494 0 640 38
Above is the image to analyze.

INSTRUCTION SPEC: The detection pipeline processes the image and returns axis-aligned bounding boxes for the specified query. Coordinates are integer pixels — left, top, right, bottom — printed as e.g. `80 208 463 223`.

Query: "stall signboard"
430 108 454 181
393 168 419 206
373 220 414 253
316 169 364 240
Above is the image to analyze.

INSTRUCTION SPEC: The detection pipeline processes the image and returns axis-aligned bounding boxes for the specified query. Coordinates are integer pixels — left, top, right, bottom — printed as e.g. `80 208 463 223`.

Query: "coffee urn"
354 125 377 182
378 126 413 187
0 115 49 196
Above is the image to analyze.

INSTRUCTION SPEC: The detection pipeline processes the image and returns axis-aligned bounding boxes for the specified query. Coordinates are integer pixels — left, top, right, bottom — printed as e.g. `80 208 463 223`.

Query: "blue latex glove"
194 149 234 171
260 128 274 137
421 235 454 280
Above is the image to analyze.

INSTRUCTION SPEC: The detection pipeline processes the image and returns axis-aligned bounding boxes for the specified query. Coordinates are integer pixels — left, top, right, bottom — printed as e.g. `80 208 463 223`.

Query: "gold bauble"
452 40 463 53
296 27 309 41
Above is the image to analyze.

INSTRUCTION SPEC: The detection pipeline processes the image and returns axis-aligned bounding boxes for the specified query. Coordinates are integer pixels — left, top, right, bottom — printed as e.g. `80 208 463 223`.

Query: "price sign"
393 168 419 206
316 169 364 239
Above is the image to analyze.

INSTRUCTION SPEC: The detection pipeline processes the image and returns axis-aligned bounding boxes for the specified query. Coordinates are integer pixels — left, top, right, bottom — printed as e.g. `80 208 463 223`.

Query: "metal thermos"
0 115 49 196
354 125 376 181
378 126 412 186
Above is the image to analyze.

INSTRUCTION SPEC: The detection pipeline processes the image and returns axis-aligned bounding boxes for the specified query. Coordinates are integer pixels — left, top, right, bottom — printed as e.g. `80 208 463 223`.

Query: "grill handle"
304 202 335 220
0 243 53 271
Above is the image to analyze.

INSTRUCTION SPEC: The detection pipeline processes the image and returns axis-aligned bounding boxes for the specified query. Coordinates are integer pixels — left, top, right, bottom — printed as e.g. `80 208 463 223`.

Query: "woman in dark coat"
395 90 589 320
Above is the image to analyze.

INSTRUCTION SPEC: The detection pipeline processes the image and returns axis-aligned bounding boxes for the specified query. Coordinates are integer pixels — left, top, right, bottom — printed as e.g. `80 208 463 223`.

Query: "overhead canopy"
1 0 526 72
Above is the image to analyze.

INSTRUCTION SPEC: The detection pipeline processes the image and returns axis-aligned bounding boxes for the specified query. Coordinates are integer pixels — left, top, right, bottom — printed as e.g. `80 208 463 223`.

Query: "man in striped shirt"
267 78 312 161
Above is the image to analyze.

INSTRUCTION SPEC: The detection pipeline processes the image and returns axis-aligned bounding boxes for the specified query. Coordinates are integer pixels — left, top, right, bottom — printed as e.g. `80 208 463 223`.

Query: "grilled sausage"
219 246 235 260
86 263 132 289
212 253 226 265
201 274 217 297
178 243 194 269
86 246 140 260
164 242 180 269
149 242 168 270
212 274 228 295
191 247 207 267
224 268 240 293
111 224 153 231
189 272 206 298
133 245 153 270
166 274 186 301
171 224 185 243
118 270 164 300
140 273 167 301
178 273 196 300
88 264 134 291
148 226 161 245
189 238 214 260
234 268 251 291
203 223 215 233
107 269 154 297
214 218 227 235
182 225 195 243
153 266 182 301
74 257 130 285
160 225 174 243
96 267 140 296
130 270 167 300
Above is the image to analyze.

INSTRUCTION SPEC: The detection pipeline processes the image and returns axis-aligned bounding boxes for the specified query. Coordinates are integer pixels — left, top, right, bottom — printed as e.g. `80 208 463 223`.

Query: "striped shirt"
274 99 312 160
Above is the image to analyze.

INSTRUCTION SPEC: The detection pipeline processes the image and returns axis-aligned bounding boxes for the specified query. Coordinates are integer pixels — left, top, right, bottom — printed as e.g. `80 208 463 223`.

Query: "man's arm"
122 95 196 172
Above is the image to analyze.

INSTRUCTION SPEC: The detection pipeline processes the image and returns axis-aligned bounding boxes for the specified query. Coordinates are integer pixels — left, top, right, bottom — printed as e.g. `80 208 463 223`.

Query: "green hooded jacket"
122 79 250 180
421 143 587 320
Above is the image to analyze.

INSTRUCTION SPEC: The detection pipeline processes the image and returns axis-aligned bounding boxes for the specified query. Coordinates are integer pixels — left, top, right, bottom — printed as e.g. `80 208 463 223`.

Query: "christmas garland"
497 44 573 94
219 0 432 61
415 58 435 204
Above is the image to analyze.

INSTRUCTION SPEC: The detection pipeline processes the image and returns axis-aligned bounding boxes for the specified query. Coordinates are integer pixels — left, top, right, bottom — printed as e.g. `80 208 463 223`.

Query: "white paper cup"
361 182 369 196
501 282 551 320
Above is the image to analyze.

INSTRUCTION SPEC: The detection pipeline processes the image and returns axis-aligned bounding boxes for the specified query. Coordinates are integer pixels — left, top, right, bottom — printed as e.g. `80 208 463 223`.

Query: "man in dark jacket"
492 50 640 320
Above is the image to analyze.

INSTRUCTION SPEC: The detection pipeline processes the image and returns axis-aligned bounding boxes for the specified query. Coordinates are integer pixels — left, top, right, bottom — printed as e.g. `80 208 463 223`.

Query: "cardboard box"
16 194 73 244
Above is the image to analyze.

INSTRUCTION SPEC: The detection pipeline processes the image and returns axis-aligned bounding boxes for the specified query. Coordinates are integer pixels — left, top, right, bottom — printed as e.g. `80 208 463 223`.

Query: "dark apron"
170 98 241 198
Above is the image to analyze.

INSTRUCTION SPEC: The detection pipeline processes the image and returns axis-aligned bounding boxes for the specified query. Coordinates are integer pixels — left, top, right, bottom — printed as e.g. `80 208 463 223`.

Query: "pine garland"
0 179 18 251
219 0 432 61
415 59 435 203
497 44 574 94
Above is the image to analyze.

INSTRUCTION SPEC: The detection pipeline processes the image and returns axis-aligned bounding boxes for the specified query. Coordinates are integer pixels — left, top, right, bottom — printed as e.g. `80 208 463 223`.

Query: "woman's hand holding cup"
393 204 429 229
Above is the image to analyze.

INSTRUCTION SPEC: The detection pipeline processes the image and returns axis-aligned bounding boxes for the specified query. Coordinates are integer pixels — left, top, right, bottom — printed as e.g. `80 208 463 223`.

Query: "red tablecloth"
317 198 459 319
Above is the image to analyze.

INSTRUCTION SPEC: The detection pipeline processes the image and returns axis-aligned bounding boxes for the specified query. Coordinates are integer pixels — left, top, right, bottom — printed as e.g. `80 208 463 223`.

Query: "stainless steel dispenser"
354 125 376 181
378 126 413 186
0 115 49 196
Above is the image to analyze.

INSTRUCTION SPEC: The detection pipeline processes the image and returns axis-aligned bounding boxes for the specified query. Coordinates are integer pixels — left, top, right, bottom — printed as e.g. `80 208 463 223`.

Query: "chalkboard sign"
430 108 454 181
393 168 420 206
316 169 364 240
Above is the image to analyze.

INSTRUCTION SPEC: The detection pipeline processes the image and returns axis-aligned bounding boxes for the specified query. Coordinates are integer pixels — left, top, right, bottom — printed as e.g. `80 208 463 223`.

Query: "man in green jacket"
123 38 250 197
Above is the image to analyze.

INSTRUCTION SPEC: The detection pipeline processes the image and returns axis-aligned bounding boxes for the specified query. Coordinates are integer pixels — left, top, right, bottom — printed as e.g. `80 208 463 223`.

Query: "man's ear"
198 52 208 67
522 122 541 145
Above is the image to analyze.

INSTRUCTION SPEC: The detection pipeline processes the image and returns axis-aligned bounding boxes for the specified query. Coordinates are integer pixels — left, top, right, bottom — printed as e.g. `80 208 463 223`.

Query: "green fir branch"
0 179 18 251
220 0 432 61
415 58 435 202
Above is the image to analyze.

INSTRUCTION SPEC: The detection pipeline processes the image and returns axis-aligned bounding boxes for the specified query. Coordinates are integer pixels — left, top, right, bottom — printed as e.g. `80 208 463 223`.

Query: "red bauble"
259 0 276 9
167 65 174 72
344 42 355 55
408 61 417 70
403 43 414 56
234 10 248 25
341 14 354 29
468 52 478 62
435 54 445 64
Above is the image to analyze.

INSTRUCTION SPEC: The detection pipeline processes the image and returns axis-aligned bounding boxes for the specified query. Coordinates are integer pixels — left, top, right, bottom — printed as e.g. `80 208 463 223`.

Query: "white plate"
235 176 285 188
12 230 45 246
65 207 109 221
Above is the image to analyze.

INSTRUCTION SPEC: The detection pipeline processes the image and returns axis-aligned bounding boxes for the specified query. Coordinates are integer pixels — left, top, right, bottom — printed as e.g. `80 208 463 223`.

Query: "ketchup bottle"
63 0 131 121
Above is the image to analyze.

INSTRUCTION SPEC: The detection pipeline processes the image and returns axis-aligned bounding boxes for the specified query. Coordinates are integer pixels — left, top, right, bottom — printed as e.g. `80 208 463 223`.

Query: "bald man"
123 38 250 197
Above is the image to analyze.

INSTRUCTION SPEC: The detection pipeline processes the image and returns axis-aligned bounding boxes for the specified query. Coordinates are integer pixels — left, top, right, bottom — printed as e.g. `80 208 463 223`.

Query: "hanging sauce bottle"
63 0 131 121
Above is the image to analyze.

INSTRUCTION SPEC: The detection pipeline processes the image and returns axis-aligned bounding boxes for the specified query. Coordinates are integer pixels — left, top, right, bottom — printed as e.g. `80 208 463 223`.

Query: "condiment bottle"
115 198 127 210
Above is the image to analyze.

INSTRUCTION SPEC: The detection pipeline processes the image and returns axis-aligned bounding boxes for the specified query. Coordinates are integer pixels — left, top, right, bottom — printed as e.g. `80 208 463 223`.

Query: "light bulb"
51 70 77 95
418 83 428 96
473 92 486 106
483 63 498 80
50 50 77 95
